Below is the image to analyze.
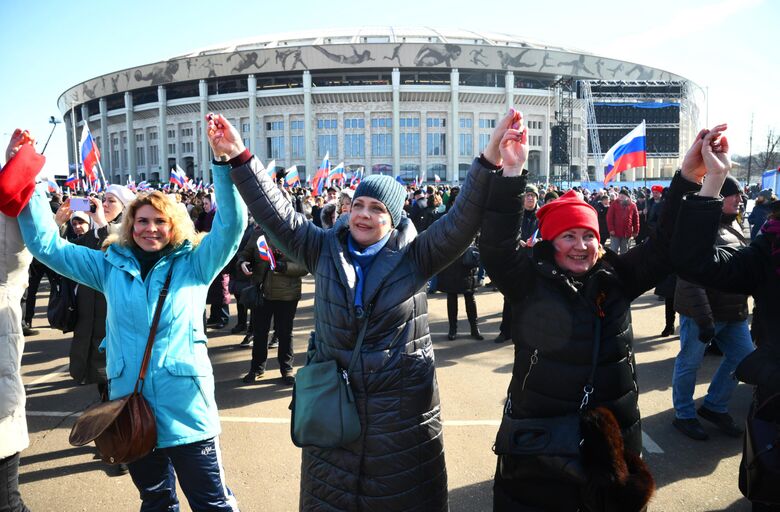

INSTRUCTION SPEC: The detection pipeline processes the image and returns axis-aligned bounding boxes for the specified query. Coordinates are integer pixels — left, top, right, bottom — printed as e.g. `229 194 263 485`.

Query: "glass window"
148 131 158 140
168 143 176 155
478 134 491 153
400 117 420 128
371 134 392 157
291 135 305 158
459 133 473 156
371 117 391 129
344 118 365 129
400 133 420 156
135 133 144 142
428 163 446 182
136 147 145 166
427 117 445 128
426 133 446 156
267 136 285 159
181 128 193 137
266 120 284 131
167 129 176 138
241 123 250 133
459 117 473 129
399 163 420 181
317 119 337 130
290 120 304 130
345 134 365 157
148 145 158 166
317 134 337 157
479 118 496 129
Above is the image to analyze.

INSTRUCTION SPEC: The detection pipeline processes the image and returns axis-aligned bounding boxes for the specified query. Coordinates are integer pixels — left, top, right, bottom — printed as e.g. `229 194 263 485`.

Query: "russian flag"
256 234 276 270
138 180 150 191
434 174 441 184
602 121 646 185
265 159 277 181
328 162 345 185
64 174 78 190
311 152 330 197
79 126 100 183
170 168 185 188
47 178 61 194
285 165 300 187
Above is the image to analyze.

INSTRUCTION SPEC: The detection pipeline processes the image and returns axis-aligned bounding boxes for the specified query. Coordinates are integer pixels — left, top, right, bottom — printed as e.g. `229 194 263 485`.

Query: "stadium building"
58 27 701 186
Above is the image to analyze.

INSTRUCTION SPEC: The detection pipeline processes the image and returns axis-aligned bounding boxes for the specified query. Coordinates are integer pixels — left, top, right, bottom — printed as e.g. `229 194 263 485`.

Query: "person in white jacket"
0 129 43 512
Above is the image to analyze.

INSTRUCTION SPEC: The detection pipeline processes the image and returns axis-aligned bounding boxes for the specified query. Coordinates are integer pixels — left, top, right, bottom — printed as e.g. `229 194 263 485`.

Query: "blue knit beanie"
353 175 407 227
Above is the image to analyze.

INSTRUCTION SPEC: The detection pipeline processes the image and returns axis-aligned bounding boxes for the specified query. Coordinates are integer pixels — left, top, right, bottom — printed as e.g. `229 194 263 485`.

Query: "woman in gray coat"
207 113 506 510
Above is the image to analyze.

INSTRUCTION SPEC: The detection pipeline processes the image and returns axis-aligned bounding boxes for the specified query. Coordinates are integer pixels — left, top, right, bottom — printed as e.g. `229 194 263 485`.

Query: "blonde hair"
112 191 202 250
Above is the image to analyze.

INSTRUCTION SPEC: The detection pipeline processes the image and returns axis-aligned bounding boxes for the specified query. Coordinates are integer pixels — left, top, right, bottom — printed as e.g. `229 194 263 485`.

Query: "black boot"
470 325 484 341
661 324 675 337
464 292 483 340
448 324 457 340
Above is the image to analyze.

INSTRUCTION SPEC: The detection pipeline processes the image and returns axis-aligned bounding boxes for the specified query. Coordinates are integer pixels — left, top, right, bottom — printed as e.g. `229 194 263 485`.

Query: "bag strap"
134 266 174 394
346 304 373 376
580 293 606 410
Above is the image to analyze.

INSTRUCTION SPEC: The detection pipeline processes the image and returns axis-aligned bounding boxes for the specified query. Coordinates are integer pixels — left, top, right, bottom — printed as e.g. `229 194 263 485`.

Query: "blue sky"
1 0 776 179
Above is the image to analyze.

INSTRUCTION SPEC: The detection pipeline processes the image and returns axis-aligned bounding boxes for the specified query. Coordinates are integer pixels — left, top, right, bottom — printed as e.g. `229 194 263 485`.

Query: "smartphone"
70 197 93 212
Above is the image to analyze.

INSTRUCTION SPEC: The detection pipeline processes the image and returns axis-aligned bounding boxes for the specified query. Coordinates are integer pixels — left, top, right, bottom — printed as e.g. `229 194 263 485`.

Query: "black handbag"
238 268 269 308
493 316 602 485
47 274 78 333
289 305 372 449
739 392 780 504
462 245 480 269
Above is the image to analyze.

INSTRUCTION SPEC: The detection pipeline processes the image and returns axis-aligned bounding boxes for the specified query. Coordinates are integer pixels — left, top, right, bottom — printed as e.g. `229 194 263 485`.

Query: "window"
316 118 337 130
399 117 420 128
371 134 392 157
135 133 144 143
399 163 420 181
459 133 473 156
371 117 391 129
291 135 305 158
427 117 446 128
459 117 473 129
479 118 496 129
428 163 446 182
181 128 193 137
136 146 145 166
400 133 420 156
426 133 446 156
478 134 491 152
111 136 119 168
344 118 365 129
267 136 285 159
148 131 158 141
168 143 176 154
345 134 365 157
241 123 250 133
317 134 337 157
148 145 158 166
266 120 284 131
181 141 194 153
290 120 304 130
167 129 176 139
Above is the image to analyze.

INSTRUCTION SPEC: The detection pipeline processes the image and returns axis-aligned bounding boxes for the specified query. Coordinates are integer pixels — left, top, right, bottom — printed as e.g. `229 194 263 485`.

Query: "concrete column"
80 104 90 134
420 109 427 180
65 112 75 173
158 86 168 180
542 112 550 182
124 92 136 181
99 98 109 177
392 68 400 178
284 112 291 165
303 71 313 178
505 71 514 110
248 75 257 154
449 68 459 183
199 80 209 182
337 111 344 165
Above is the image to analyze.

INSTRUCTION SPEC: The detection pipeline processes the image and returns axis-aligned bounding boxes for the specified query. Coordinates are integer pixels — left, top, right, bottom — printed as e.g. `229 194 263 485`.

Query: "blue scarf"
347 232 391 313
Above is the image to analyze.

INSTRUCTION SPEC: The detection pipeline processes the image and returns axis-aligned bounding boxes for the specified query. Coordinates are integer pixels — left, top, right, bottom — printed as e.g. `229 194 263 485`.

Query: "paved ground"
18 277 753 511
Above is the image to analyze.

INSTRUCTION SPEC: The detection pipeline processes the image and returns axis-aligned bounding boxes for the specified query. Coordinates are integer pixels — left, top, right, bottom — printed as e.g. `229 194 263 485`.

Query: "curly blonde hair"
112 191 201 250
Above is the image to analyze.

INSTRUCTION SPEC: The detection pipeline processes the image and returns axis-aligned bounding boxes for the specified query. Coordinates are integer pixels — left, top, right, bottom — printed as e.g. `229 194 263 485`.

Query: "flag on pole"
92 178 103 192
265 160 277 181
138 180 151 191
285 165 300 187
256 234 276 270
47 178 61 194
434 174 441 184
79 125 101 184
311 152 330 197
170 167 185 188
328 162 345 184
602 121 646 185
64 174 78 190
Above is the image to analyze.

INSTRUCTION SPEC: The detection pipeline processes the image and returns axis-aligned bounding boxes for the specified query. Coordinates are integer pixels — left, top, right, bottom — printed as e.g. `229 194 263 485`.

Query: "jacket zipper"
520 349 539 392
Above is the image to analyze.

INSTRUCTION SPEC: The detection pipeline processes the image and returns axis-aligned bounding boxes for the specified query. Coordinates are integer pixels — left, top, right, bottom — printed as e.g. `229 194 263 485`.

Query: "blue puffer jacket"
18 165 246 448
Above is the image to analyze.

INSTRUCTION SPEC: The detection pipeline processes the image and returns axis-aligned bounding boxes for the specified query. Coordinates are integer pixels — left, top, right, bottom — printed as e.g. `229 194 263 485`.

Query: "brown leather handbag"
69 268 173 465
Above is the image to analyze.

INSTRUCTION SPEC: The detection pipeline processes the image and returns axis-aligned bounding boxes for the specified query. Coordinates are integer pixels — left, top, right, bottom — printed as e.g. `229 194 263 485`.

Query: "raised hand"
206 113 245 160
680 128 709 184
697 124 730 198
484 109 529 175
5 129 34 162
54 199 72 227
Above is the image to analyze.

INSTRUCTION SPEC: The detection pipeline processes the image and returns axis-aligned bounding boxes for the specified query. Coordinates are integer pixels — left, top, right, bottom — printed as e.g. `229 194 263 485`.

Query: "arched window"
399 163 419 183
458 163 470 182
428 163 446 183
371 163 392 176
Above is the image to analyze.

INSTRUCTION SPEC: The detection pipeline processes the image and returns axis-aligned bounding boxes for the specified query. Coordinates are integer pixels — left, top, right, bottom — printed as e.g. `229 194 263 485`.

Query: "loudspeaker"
551 125 569 165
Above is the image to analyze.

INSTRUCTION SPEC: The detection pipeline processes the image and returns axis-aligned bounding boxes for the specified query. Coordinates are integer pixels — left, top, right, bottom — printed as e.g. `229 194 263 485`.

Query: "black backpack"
47 274 78 333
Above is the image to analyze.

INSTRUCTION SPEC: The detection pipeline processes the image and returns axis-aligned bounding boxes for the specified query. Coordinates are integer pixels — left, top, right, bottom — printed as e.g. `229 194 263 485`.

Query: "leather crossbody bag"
68 267 174 464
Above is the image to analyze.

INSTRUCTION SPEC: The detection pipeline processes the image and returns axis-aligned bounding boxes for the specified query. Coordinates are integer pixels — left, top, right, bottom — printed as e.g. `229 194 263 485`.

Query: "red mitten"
0 144 45 217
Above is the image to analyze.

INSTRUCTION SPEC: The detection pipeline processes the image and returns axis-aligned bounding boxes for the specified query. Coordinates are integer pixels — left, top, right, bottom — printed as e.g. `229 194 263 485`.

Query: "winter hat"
0 144 45 217
353 174 406 227
70 211 90 224
651 185 663 193
619 189 631 199
536 189 601 242
719 175 742 197
525 184 539 197
105 184 136 207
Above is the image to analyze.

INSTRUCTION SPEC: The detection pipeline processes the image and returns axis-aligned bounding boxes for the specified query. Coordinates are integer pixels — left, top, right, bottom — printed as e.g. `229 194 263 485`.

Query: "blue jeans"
672 315 754 419
128 437 238 512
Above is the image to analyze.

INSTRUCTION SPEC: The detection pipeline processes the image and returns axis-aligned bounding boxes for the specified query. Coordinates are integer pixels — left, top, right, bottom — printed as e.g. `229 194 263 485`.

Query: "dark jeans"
127 438 237 512
250 299 298 375
0 453 29 512
446 292 478 330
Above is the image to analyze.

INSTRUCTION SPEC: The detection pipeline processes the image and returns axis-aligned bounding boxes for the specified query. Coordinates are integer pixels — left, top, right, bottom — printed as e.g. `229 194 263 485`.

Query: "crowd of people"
0 109 777 512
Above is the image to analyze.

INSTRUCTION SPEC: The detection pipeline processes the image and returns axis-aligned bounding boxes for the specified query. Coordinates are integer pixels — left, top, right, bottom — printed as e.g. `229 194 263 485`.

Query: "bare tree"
759 129 780 171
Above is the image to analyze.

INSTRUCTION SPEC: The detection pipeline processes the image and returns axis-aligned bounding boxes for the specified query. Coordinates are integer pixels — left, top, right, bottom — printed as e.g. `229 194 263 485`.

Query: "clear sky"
1 0 776 179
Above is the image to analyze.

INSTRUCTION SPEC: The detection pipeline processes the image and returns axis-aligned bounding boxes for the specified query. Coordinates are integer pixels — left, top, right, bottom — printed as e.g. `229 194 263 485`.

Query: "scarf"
760 218 780 276
346 232 391 312
132 245 174 281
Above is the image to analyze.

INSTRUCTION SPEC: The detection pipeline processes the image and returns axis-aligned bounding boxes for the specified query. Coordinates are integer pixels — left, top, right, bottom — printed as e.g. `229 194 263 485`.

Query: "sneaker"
239 334 254 347
242 370 264 383
268 334 279 349
231 324 247 334
281 374 295 386
22 326 39 336
697 407 743 437
673 417 709 441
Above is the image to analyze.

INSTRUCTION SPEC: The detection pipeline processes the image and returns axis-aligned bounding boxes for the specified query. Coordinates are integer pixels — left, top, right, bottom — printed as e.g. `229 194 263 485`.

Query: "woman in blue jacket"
16 117 246 512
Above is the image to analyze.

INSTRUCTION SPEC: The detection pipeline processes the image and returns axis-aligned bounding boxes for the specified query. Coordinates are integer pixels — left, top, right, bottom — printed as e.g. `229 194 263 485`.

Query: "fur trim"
580 407 655 512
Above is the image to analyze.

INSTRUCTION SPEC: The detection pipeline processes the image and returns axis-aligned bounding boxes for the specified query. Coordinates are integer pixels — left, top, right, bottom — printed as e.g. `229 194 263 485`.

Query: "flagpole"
70 101 81 192
96 159 108 189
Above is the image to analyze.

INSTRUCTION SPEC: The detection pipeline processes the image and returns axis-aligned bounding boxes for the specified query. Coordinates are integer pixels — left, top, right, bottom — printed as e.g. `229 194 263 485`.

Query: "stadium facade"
59 27 700 185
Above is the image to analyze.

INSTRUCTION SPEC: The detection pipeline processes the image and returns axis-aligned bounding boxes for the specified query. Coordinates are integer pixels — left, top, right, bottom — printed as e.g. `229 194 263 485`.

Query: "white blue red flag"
434 174 441 183
602 121 646 185
256 234 276 270
311 152 330 197
266 160 277 181
170 168 185 188
138 180 151 191
328 162 345 185
47 178 61 194
79 126 101 183
285 166 300 187
64 174 78 190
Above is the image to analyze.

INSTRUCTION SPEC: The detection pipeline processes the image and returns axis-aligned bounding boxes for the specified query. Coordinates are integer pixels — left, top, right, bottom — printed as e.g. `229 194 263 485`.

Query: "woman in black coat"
672 126 780 512
479 113 707 512
436 239 483 340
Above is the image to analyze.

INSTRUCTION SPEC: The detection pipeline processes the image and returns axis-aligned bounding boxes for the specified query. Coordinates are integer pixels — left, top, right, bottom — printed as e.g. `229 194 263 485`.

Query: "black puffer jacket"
230 155 494 511
480 171 697 511
674 218 749 329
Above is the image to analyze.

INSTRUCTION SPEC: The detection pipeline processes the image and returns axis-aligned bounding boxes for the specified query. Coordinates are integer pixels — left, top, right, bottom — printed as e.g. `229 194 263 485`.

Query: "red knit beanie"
536 189 601 242
0 144 45 217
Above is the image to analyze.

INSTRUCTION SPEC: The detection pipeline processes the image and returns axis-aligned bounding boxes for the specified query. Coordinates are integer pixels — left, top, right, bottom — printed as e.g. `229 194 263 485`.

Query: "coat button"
552 270 557 275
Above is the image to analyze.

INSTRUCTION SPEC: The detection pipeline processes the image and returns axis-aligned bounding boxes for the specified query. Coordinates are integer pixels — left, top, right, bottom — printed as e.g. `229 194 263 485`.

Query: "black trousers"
0 453 29 512
447 292 478 330
250 299 298 375
21 259 54 327
664 294 676 328
498 296 512 339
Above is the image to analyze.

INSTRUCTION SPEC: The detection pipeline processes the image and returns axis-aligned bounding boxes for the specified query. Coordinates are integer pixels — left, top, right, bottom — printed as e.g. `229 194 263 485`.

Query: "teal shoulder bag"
290 305 372 449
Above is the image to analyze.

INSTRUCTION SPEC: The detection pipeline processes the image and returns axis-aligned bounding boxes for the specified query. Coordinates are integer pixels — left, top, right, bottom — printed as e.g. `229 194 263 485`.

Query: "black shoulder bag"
739 392 780 504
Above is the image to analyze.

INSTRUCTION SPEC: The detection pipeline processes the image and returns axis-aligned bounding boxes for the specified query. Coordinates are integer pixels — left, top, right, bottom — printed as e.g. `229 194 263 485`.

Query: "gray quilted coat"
231 155 494 511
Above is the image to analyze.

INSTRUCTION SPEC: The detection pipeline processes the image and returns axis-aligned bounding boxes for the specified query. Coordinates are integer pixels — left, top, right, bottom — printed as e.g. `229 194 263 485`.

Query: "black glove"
273 261 288 273
698 326 715 344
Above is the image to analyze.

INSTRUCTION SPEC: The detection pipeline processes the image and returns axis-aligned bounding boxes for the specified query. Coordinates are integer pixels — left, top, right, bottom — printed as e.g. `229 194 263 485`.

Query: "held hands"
206 113 245 161
6 129 35 162
483 108 529 176
696 124 730 198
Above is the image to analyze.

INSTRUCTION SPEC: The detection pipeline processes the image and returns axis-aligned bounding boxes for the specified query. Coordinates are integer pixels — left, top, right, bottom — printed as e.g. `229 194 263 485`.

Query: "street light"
41 116 61 155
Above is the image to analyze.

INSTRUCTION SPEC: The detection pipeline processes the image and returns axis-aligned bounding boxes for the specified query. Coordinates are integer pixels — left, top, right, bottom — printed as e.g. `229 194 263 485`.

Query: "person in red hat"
479 115 716 511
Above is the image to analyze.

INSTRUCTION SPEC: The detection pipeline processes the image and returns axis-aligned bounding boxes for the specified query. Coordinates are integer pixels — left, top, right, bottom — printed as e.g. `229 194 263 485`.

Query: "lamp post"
41 116 61 155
